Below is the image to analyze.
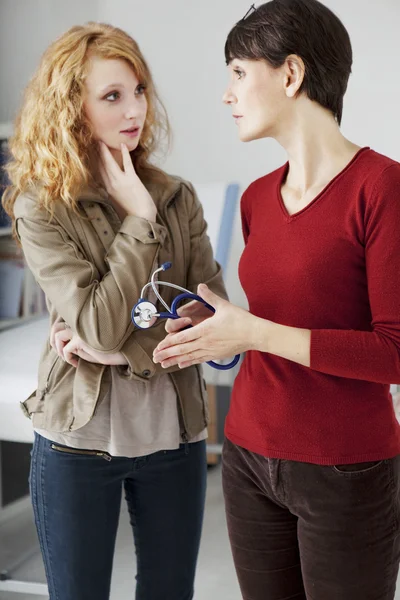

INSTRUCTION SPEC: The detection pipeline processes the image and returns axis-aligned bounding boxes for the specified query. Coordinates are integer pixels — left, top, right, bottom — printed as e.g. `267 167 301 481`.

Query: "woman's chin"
99 138 139 152
119 136 140 152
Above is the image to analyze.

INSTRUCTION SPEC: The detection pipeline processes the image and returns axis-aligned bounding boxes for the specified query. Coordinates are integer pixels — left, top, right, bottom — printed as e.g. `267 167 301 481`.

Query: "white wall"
0 0 100 123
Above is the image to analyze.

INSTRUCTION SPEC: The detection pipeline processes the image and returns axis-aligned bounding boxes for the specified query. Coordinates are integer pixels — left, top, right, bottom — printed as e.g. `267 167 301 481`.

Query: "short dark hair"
225 0 352 125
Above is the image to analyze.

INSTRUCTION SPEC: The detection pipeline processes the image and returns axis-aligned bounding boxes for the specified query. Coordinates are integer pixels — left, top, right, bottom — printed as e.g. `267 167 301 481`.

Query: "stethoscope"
131 262 240 370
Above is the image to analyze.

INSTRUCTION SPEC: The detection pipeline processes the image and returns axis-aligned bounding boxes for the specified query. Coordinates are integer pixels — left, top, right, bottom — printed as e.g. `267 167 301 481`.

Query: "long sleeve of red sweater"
310 164 400 383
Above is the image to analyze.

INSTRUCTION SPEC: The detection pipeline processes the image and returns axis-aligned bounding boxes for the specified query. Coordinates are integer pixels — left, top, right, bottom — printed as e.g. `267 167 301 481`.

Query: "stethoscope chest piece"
132 300 158 329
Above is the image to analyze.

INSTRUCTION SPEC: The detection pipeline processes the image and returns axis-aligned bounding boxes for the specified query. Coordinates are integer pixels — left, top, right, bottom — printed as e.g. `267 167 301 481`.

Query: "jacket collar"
77 173 182 210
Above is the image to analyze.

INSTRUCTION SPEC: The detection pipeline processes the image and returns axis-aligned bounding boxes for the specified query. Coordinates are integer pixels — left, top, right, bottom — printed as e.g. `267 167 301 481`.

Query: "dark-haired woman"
153 1 400 598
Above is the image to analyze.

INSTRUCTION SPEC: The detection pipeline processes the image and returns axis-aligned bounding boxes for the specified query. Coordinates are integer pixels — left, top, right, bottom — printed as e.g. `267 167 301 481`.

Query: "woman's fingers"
155 324 200 354
177 300 203 317
62 339 79 368
154 333 202 363
165 317 192 334
50 319 66 349
121 143 135 175
99 141 121 179
176 300 214 326
54 328 73 358
162 355 205 369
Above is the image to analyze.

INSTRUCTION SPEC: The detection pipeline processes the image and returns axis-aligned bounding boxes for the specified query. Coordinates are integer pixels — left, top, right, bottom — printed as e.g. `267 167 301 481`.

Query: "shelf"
0 227 12 237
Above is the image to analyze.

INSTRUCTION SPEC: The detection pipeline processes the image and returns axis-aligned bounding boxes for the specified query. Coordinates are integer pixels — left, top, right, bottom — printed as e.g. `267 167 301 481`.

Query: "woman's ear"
283 54 305 98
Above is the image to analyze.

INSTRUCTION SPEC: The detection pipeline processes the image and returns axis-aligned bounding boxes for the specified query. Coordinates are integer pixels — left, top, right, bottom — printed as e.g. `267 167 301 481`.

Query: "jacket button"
147 230 155 239
142 370 151 377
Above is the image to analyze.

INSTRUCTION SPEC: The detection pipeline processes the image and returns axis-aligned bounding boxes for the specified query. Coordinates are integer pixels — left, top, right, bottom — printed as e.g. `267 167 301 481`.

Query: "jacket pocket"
44 354 61 393
20 352 60 419
20 390 44 419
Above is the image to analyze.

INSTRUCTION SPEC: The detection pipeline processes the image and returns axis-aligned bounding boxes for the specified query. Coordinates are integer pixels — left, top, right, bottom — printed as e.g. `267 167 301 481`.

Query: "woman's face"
83 56 148 156
223 58 288 142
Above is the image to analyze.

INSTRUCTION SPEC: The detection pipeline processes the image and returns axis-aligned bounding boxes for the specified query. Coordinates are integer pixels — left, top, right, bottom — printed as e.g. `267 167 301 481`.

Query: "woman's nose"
222 87 236 105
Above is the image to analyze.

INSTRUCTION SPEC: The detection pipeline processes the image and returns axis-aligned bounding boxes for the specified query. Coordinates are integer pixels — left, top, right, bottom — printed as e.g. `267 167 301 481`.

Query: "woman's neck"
276 100 361 193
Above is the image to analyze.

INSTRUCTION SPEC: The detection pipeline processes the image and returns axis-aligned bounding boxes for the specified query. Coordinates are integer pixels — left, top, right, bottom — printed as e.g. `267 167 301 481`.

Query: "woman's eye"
136 84 146 95
233 69 244 80
104 91 120 102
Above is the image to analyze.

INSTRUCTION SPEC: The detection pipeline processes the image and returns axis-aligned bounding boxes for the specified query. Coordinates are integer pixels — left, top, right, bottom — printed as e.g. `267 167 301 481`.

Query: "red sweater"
225 148 400 464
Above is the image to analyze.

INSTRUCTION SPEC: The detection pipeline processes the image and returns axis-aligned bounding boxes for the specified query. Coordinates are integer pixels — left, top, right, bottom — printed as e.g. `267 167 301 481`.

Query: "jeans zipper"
51 443 112 462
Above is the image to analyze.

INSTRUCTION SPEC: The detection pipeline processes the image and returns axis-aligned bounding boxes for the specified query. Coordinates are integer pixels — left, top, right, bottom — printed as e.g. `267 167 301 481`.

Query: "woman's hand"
164 298 215 335
153 284 260 369
50 320 128 368
50 318 69 353
99 142 157 221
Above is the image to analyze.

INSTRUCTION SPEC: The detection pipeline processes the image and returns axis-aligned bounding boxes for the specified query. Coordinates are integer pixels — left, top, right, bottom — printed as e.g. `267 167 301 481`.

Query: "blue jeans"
30 433 207 600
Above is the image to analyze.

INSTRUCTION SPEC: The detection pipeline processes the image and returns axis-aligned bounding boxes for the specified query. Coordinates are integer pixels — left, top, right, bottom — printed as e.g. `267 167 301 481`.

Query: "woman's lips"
120 127 140 138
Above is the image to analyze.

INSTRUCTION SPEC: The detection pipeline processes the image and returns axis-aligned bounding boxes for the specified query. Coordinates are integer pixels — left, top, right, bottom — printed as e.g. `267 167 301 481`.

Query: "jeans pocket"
332 460 384 476
50 443 112 462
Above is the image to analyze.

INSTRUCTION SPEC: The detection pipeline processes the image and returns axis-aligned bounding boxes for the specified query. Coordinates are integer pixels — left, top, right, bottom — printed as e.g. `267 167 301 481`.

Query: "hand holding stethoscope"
132 263 241 370
152 280 258 371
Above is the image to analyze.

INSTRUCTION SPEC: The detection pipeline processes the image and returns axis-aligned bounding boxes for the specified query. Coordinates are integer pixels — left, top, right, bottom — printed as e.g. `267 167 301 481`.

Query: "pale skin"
152 56 361 370
52 56 156 367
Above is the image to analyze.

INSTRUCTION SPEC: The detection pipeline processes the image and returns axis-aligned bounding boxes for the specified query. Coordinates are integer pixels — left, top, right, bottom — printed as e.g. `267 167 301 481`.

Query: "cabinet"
0 123 47 332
